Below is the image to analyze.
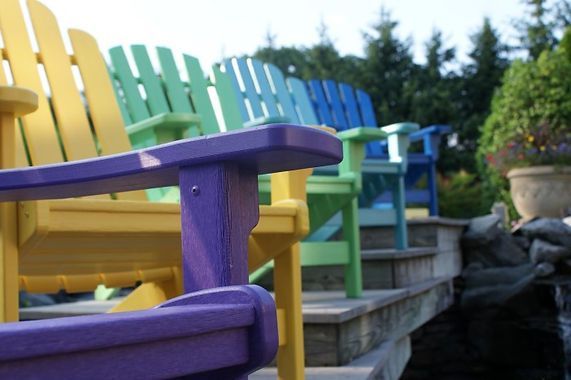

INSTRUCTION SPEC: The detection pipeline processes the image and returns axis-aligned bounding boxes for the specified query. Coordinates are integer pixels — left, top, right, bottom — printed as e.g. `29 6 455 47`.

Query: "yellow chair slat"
28 0 99 162
68 29 146 201
0 0 63 165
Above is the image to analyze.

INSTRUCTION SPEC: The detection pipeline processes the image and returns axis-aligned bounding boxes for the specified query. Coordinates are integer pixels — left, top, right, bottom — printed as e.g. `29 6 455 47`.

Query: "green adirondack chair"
108 46 398 301
108 45 319 379
220 57 418 249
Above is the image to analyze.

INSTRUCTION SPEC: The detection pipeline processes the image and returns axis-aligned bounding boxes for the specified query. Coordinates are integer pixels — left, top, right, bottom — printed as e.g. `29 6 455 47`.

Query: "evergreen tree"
361 8 416 125
253 30 309 76
303 21 363 86
409 29 457 127
516 0 557 59
438 18 509 174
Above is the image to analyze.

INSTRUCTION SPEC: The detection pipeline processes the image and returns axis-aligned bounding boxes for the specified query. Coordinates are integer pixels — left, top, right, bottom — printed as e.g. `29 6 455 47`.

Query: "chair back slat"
221 59 249 123
323 80 348 130
339 83 363 128
131 45 171 116
182 54 221 135
249 58 280 118
28 0 100 162
308 80 334 127
287 77 319 125
156 47 194 114
264 63 299 123
109 46 150 123
69 30 146 200
0 0 64 165
211 65 244 131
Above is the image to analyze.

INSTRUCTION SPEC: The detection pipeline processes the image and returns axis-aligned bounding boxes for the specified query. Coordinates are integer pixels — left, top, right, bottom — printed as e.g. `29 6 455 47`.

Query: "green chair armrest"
126 112 202 137
337 127 387 142
243 115 290 128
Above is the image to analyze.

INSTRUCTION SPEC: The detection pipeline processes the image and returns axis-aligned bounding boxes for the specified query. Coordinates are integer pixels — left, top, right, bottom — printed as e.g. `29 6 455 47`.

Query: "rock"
462 262 485 277
463 264 534 289
461 273 535 310
462 214 502 248
463 230 528 268
564 216 571 227
534 262 556 277
519 218 571 248
529 238 571 264
494 233 529 266
513 235 531 251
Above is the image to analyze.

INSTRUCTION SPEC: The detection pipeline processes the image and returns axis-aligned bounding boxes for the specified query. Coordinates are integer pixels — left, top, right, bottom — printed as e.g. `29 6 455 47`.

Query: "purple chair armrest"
0 285 277 379
0 124 342 201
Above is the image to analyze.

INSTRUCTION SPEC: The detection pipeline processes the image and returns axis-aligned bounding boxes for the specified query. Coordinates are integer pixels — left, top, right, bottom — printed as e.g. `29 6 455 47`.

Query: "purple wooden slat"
180 163 258 291
0 285 277 379
0 124 342 201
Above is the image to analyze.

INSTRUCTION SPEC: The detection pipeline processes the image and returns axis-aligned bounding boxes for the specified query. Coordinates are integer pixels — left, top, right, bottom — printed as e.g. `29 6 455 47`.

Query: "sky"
39 0 526 68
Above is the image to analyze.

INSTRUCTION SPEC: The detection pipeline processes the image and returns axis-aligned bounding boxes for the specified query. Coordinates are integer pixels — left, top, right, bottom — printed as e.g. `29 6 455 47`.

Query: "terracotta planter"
507 166 571 219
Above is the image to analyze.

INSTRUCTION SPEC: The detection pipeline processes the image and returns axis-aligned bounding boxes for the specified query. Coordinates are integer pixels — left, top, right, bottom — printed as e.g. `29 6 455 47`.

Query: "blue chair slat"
249 58 281 118
323 80 349 130
355 89 384 157
235 58 265 119
339 83 363 127
287 77 319 125
265 63 300 123
309 79 334 127
356 89 377 126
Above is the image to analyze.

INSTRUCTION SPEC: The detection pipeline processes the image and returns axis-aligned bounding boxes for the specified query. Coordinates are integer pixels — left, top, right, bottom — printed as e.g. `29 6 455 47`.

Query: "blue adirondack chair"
308 80 451 216
0 85 342 378
221 57 418 251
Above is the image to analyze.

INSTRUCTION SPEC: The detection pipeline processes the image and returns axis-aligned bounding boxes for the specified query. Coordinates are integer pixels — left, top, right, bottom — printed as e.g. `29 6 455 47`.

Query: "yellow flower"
540 146 546 151
527 135 535 142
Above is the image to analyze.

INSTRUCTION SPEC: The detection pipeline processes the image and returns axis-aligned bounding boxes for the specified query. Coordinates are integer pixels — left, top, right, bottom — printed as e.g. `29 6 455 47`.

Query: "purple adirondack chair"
0 122 342 379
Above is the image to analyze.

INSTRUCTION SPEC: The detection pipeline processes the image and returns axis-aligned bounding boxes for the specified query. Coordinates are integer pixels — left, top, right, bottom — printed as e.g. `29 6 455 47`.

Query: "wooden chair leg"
392 176 409 250
0 201 18 322
274 242 305 380
110 270 182 313
0 112 21 322
343 198 362 299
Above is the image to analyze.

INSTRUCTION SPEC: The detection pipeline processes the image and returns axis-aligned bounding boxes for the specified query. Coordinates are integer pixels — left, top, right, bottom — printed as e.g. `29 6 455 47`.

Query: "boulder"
529 239 571 264
534 262 556 278
463 231 528 268
463 264 534 289
519 218 571 248
462 214 502 248
461 273 535 310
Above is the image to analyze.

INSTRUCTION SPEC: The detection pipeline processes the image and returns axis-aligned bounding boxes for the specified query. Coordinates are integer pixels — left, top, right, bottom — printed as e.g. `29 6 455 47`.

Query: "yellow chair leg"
0 111 22 322
0 201 18 322
274 242 305 380
109 272 182 313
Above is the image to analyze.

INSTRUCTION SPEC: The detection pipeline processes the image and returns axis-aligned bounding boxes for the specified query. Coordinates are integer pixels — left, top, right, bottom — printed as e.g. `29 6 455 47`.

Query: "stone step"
301 276 453 366
20 276 454 367
359 216 467 252
252 335 411 380
259 246 439 292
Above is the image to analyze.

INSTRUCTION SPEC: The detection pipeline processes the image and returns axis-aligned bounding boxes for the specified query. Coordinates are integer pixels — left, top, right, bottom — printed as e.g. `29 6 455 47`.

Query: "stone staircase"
20 217 467 379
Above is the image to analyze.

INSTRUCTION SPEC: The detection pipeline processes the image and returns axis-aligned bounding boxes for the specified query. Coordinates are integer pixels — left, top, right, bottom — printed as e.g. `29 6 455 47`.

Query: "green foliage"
478 48 571 217
479 49 571 173
437 171 489 218
440 18 509 174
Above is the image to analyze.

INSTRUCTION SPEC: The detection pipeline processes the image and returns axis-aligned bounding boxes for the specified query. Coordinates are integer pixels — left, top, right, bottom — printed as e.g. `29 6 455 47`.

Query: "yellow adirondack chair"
0 2 311 372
